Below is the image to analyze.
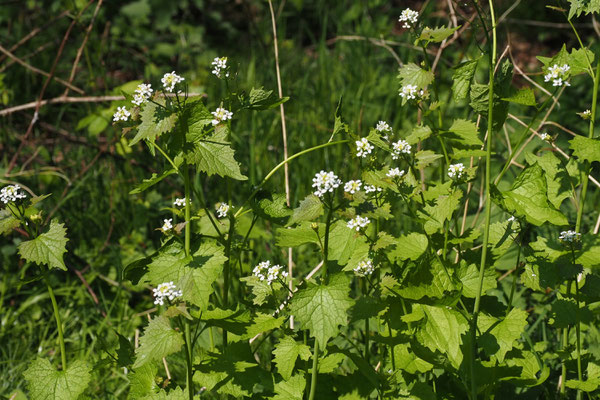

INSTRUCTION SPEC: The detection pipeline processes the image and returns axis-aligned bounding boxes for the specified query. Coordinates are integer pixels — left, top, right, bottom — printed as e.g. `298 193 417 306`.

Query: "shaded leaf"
18 219 68 271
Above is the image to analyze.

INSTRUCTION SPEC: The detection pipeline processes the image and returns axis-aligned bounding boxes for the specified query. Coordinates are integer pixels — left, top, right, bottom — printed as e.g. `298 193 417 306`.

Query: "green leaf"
418 189 462 235
397 259 462 305
499 164 568 226
456 261 497 298
272 374 305 400
394 343 434 374
133 314 184 368
478 308 528 362
566 0 600 19
416 305 469 369
140 387 187 400
185 125 247 180
414 150 443 170
18 219 69 271
276 222 321 247
328 220 369 266
23 358 91 400
247 87 288 110
290 273 354 345
389 232 428 261
446 119 483 146
398 63 434 89
145 241 227 309
502 88 537 107
416 25 459 45
566 362 600 391
525 152 579 209
127 363 158 399
130 100 177 145
570 135 600 164
273 336 312 380
406 125 432 145
469 60 513 130
130 168 177 194
0 208 20 235
537 45 594 75
452 59 479 101
287 194 323 226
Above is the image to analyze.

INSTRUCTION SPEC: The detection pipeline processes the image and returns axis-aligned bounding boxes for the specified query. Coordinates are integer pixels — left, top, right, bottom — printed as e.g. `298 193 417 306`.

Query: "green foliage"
133 315 184 368
273 336 312 380
18 219 69 271
398 63 434 90
291 273 354 345
23 358 91 400
570 135 600 163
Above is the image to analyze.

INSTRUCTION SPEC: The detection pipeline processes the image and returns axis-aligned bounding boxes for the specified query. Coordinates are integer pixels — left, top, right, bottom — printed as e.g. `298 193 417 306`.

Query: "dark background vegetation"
0 0 597 396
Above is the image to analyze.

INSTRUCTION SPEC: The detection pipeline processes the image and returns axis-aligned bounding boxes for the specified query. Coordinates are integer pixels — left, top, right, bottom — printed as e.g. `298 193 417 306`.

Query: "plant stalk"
471 1 497 398
45 275 67 370
308 340 319 400
183 163 194 399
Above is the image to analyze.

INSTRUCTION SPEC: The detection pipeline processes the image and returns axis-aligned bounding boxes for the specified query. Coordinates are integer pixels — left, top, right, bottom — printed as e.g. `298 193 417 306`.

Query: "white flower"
211 57 230 78
153 281 182 305
354 259 375 276
399 8 419 29
540 132 551 141
582 109 592 118
386 167 405 178
173 197 189 207
344 180 362 194
113 106 130 122
132 83 153 106
0 184 27 204
215 202 230 218
211 107 233 126
364 185 382 193
253 260 288 285
376 121 392 133
448 163 465 179
392 139 411 159
161 71 185 92
355 138 374 158
544 64 570 87
399 85 424 101
312 170 342 197
559 230 581 243
160 218 173 233
347 215 370 231
507 216 516 223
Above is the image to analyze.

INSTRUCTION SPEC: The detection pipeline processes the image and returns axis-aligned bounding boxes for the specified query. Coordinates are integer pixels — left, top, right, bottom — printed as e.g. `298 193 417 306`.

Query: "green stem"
505 232 523 316
471 1 497 399
308 340 319 400
222 216 235 348
183 164 191 257
321 199 334 281
575 61 600 233
184 322 194 400
234 140 348 218
575 278 583 400
45 275 67 370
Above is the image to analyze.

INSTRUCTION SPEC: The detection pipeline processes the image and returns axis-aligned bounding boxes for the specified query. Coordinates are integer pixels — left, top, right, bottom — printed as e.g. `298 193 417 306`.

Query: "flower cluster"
253 260 288 285
540 132 551 142
211 57 230 78
215 203 230 218
347 215 370 231
543 64 570 87
392 139 411 159
113 106 131 122
559 230 581 243
344 180 362 194
211 107 233 126
354 259 375 276
153 282 182 305
355 138 374 158
399 8 419 29
1 184 27 204
132 83 153 106
364 185 382 193
312 170 342 197
448 163 465 179
376 121 392 133
386 167 405 178
580 109 592 120
173 197 189 207
161 71 185 92
399 84 424 101
160 218 173 233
